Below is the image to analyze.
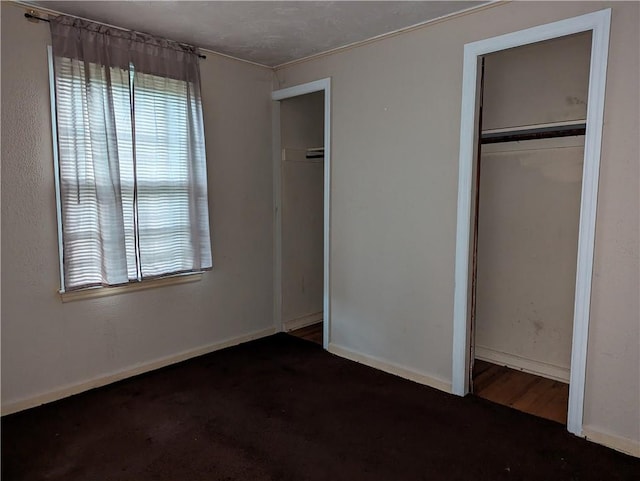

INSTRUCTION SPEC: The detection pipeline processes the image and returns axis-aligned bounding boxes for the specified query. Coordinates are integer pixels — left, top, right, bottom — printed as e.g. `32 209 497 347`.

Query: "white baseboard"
328 343 451 393
582 426 640 458
475 345 570 383
283 311 323 332
1 326 276 416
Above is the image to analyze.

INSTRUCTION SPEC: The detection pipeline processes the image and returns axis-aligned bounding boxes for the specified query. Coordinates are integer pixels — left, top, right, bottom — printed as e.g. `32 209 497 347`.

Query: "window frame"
47 45 205 300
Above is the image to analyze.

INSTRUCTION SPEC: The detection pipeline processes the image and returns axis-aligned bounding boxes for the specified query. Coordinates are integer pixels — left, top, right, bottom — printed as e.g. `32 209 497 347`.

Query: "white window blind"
52 55 212 291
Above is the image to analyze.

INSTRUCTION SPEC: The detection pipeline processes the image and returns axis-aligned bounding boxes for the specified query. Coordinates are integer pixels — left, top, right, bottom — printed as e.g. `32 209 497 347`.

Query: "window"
49 17 212 293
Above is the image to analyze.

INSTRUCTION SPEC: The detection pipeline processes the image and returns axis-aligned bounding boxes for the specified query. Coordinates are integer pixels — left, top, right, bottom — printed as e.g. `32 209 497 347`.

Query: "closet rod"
481 123 586 144
306 147 324 159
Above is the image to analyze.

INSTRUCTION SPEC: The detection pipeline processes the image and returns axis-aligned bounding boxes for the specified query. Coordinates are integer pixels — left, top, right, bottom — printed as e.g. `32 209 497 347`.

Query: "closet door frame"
451 9 611 437
272 78 332 349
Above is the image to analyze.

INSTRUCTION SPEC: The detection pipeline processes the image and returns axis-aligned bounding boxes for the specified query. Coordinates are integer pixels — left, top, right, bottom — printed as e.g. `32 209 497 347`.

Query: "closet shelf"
481 122 586 144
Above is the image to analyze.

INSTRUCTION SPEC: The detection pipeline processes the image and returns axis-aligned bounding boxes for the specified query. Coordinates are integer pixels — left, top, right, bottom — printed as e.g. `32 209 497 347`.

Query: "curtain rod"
23 11 206 59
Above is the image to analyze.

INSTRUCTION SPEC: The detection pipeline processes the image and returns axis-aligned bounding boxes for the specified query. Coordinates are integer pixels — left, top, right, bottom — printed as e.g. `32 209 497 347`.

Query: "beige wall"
1 4 274 409
280 93 325 323
274 1 639 445
475 138 584 381
482 31 591 130
281 92 324 150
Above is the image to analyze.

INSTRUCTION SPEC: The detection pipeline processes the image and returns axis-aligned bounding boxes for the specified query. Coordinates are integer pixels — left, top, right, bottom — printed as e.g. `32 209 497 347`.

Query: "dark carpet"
2 334 638 481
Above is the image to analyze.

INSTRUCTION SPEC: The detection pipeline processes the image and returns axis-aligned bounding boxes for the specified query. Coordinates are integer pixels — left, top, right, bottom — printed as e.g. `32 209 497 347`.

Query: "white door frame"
451 10 611 436
272 78 331 349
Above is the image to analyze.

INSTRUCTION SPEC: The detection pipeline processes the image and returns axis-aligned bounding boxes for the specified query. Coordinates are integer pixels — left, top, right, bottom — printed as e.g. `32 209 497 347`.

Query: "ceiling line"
11 0 273 70
273 0 507 70
11 0 506 72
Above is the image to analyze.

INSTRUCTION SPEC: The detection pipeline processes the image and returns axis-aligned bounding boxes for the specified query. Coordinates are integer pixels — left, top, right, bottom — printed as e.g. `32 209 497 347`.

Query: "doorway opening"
470 32 592 425
452 10 611 436
272 79 331 349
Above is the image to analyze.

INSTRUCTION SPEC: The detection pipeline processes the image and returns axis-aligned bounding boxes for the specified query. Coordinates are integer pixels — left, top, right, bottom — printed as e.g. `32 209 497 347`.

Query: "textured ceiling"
28 1 486 67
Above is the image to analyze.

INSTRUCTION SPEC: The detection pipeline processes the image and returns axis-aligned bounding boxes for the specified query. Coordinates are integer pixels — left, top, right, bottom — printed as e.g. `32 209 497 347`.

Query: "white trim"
322 81 332 351
582 427 640 458
1 327 276 416
568 8 611 437
475 346 570 383
47 45 65 292
452 9 611 437
272 78 332 350
271 79 330 101
329 343 451 394
283 311 323 332
272 98 283 332
60 271 203 303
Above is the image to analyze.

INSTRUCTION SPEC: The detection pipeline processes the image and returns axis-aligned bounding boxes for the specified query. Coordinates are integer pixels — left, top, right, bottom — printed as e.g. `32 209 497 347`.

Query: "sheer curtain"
50 16 212 290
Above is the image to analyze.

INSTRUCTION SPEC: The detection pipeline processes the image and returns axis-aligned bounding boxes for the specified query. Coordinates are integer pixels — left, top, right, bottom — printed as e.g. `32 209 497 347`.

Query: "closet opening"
469 31 593 425
272 79 331 349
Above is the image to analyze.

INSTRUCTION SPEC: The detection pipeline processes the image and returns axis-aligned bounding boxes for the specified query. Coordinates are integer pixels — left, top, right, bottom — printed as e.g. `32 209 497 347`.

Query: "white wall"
281 92 325 324
1 3 274 411
274 1 639 448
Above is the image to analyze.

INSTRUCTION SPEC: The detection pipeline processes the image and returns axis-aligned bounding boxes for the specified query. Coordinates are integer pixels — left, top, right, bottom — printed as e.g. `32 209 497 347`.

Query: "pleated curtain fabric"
50 16 212 290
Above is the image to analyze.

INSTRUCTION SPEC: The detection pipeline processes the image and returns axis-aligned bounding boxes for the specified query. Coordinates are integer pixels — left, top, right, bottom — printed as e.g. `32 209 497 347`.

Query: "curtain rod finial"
25 11 44 23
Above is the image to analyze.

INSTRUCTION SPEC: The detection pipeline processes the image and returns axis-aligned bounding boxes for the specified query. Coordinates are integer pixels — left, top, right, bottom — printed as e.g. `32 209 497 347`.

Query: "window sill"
59 272 204 303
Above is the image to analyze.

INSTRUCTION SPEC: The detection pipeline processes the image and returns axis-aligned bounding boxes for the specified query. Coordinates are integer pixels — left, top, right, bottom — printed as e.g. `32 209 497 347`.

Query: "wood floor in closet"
289 322 323 346
473 360 569 424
